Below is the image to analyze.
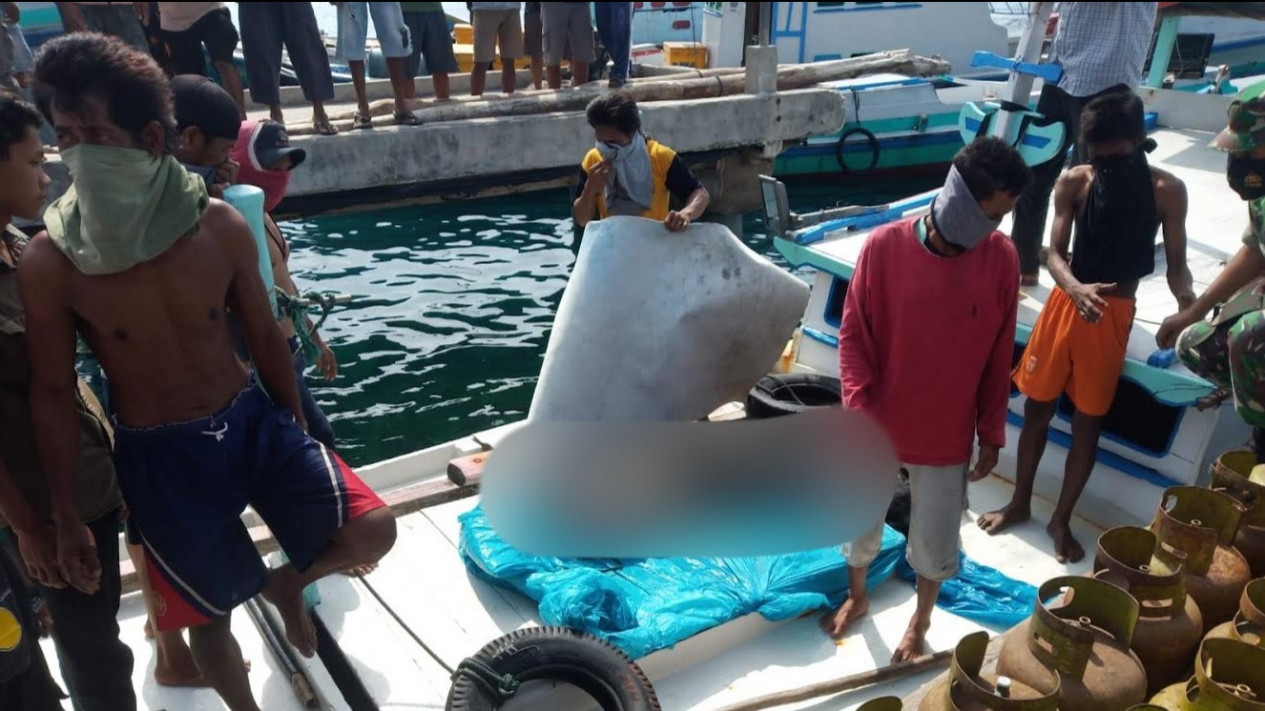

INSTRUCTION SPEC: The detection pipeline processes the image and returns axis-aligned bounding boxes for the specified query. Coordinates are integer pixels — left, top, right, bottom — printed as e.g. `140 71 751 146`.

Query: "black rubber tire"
745 373 842 419
446 627 661 711
834 126 881 175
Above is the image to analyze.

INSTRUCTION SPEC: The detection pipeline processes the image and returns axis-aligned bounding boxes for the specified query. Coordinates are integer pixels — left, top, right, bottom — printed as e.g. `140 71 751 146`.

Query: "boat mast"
993 1 1056 143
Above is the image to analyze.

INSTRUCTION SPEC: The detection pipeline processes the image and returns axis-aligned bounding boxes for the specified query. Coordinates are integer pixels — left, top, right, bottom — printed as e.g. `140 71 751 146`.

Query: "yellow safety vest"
581 138 679 222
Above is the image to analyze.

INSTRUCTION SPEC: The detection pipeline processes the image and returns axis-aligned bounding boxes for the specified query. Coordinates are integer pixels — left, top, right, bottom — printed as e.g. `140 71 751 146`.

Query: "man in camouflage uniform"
1158 94 1265 459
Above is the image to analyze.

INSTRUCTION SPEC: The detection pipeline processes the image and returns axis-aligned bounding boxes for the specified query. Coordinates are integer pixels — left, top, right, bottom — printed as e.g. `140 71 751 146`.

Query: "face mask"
1228 154 1265 201
44 144 209 276
235 161 292 212
928 164 1001 251
595 132 654 211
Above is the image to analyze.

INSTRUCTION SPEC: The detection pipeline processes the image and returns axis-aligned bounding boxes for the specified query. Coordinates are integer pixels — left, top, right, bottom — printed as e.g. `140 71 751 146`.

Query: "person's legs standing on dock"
401 2 460 101
470 2 522 96
155 3 246 118
238 1 339 135
1007 2 1157 287
27 34 395 711
334 2 422 127
55 2 149 52
0 94 137 711
821 137 1029 662
542 2 592 90
594 1 631 88
523 2 544 89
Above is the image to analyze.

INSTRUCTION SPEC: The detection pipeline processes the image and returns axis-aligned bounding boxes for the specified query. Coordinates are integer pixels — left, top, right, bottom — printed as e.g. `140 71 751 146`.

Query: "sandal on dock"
394 111 422 126
352 111 372 130
313 119 339 136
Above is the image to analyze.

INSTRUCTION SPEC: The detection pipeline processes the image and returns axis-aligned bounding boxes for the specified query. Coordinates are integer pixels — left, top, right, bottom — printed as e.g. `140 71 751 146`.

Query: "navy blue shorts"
115 377 384 631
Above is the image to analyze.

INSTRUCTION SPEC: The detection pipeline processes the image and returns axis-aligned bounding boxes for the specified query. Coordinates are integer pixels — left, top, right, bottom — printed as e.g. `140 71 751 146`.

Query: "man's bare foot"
819 596 869 640
977 504 1030 535
1047 520 1084 564
262 571 318 658
891 619 930 664
341 562 378 577
154 630 211 687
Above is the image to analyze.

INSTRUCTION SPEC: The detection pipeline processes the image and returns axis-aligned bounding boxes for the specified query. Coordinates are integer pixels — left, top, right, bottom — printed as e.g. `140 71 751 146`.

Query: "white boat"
25 7 1265 711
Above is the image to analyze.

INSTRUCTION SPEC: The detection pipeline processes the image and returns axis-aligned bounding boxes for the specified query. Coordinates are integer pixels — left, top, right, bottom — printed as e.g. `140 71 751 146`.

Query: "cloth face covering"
45 144 209 275
595 131 654 213
928 164 1000 251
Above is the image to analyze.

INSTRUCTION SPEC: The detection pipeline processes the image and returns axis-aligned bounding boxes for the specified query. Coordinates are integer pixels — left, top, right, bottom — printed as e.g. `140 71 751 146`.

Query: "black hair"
1080 90 1146 147
586 91 641 136
32 32 176 152
953 136 1033 201
0 92 45 161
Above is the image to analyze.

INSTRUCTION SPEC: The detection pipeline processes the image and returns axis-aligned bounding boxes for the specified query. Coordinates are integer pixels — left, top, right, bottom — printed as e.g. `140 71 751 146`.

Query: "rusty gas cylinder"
919 630 1060 711
1092 526 1204 696
860 697 905 711
1203 578 1265 648
997 576 1147 711
1149 486 1252 630
1209 450 1265 578
1148 637 1265 711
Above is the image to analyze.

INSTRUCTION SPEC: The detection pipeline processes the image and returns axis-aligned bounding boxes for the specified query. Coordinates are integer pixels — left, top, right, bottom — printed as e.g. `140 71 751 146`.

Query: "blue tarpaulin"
458 503 1037 660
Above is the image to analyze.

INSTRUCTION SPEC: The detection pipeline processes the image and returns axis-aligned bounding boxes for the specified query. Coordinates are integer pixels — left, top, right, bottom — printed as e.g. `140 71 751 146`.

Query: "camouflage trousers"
1177 278 1265 427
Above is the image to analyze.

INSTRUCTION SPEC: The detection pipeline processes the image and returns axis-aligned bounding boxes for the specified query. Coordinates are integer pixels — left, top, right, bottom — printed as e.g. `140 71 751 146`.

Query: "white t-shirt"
157 2 224 33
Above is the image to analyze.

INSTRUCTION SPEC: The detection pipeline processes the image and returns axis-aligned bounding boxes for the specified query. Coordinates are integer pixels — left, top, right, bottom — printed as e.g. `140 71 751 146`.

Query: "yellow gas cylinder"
1149 638 1265 711
918 630 1060 711
861 697 905 711
1092 526 1204 696
1202 578 1265 648
996 576 1147 711
1149 486 1252 631
1209 450 1265 578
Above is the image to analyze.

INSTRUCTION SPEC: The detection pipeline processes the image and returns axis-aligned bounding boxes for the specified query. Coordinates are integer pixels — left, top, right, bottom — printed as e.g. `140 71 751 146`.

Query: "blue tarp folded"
458 503 1037 659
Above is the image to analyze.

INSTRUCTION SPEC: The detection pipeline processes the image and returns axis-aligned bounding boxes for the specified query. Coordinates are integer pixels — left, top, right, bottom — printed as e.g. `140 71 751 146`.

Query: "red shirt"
838 217 1019 465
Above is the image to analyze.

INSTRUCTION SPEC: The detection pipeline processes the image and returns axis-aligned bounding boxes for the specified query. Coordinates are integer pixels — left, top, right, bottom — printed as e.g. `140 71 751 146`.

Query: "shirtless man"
978 90 1195 562
24 33 397 711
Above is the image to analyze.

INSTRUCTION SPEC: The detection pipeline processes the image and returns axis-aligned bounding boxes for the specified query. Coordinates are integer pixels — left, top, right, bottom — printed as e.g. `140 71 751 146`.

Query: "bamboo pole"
709 648 954 711
291 50 949 136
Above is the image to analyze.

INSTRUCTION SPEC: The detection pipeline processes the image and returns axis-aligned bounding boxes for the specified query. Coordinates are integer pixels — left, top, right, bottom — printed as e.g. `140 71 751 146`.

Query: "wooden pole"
295 50 950 135
708 648 954 711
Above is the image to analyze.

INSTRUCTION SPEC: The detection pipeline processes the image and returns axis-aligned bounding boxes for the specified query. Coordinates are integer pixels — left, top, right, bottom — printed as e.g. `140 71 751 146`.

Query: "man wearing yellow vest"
572 92 710 239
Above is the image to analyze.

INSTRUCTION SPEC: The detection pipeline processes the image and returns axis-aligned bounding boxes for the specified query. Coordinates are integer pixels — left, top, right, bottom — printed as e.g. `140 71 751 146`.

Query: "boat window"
1054 380 1183 458
823 276 848 328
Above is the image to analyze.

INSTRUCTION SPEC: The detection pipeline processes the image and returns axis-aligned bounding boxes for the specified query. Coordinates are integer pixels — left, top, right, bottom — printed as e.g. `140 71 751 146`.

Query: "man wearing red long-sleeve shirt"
821 137 1032 663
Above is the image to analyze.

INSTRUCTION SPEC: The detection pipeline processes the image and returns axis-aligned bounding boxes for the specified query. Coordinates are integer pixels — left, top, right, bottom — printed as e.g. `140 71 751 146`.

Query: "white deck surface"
810 127 1247 373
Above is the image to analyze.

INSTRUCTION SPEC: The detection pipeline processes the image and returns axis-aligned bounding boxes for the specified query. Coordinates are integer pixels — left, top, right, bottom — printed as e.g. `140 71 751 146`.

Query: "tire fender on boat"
446 626 661 711
834 126 881 175
745 373 842 419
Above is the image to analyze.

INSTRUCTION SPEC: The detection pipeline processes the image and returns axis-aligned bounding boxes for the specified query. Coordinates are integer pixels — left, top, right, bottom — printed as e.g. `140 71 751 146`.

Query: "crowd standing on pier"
2 1 1265 709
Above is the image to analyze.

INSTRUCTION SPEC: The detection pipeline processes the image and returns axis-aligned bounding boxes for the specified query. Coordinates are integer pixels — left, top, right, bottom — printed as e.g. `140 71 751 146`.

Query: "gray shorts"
843 462 968 582
473 9 523 63
541 2 594 66
335 1 413 61
402 8 459 76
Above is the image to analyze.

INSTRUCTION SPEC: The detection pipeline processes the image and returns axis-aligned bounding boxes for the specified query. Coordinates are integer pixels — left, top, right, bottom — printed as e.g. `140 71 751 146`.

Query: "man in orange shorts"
977 90 1195 563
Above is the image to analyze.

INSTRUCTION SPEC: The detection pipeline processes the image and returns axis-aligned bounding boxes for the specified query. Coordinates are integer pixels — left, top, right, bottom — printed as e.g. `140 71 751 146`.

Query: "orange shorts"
1013 286 1135 417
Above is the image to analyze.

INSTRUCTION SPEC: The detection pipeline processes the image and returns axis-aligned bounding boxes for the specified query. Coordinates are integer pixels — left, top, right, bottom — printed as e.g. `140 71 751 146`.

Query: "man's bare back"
22 200 281 428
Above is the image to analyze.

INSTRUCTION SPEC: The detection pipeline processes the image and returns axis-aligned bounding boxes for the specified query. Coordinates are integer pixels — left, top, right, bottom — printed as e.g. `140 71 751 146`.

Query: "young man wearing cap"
230 118 341 455
171 73 241 199
1160 94 1265 470
980 91 1193 565
823 137 1030 663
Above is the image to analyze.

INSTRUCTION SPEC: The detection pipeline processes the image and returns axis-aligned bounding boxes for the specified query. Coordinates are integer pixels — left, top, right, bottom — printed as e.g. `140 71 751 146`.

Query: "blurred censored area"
480 408 899 559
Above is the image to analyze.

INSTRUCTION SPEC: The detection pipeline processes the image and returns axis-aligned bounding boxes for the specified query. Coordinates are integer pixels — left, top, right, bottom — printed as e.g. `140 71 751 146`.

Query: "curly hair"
953 136 1033 201
32 32 176 152
0 92 43 161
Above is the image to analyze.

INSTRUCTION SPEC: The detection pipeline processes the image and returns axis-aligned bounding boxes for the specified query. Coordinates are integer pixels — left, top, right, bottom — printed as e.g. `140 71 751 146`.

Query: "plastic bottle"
222 184 278 318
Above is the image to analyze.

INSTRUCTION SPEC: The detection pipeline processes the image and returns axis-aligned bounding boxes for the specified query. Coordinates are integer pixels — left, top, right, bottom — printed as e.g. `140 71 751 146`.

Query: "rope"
452 657 521 703
275 287 340 365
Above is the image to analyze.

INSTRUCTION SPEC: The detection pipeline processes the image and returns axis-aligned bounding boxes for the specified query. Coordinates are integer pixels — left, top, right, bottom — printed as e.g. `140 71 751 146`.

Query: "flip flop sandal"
313 119 339 136
394 111 422 126
352 111 373 130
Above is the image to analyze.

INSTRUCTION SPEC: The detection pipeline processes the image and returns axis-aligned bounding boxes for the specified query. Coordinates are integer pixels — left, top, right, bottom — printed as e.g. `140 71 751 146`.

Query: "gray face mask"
928 164 1001 251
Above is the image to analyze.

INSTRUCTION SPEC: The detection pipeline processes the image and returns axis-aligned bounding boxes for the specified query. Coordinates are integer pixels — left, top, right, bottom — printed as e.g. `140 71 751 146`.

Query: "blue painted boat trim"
792 191 938 245
785 131 964 159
